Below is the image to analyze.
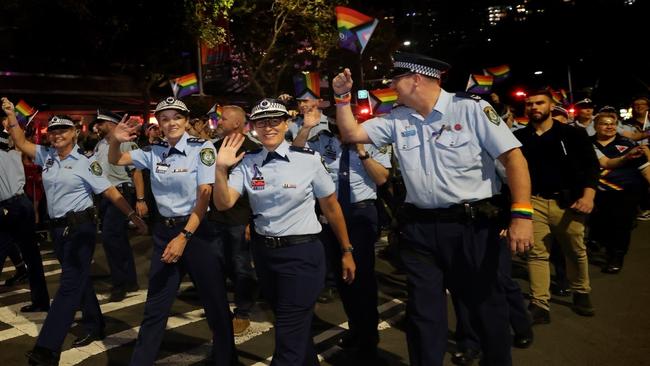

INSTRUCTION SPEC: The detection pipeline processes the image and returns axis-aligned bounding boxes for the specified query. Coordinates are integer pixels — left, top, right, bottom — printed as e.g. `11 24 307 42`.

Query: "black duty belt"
50 207 96 227
160 215 192 228
351 199 376 209
116 182 134 194
0 193 26 206
255 234 317 249
534 192 561 200
401 198 501 222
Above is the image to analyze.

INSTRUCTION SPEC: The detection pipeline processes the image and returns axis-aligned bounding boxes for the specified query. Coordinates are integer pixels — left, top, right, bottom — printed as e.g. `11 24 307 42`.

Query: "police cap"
389 51 451 80
94 109 122 124
575 98 594 109
551 106 569 118
47 115 75 131
249 99 289 121
154 97 190 115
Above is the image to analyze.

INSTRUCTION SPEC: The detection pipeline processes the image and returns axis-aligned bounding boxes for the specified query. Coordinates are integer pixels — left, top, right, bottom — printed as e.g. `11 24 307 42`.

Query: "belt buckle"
464 203 475 220
164 218 175 227
265 236 282 249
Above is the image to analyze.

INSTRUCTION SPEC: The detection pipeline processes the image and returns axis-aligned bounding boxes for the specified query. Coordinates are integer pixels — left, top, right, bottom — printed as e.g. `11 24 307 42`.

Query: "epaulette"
455 92 483 102
153 140 169 148
247 148 263 155
187 137 206 144
289 146 315 154
307 129 334 143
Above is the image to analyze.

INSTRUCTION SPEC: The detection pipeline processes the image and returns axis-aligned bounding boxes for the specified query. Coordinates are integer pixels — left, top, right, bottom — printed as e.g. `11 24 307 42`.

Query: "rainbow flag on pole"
369 88 398 115
170 73 199 98
335 6 378 54
15 100 38 125
483 65 510 83
293 71 321 100
466 74 493 94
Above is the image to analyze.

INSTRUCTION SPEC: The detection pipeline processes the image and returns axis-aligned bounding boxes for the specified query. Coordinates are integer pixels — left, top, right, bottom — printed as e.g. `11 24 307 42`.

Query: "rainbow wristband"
511 203 533 220
334 91 352 105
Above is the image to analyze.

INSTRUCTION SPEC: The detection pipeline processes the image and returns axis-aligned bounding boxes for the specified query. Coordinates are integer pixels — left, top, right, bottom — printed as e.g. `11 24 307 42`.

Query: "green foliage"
185 0 235 47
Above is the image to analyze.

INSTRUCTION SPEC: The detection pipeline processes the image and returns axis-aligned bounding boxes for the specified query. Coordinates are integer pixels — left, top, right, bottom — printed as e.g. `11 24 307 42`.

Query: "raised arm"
1 97 37 158
292 109 321 148
109 116 138 166
213 134 245 210
332 69 372 144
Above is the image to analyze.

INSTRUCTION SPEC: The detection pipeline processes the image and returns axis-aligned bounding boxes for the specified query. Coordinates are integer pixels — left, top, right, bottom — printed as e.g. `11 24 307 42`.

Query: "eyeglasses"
252 118 285 128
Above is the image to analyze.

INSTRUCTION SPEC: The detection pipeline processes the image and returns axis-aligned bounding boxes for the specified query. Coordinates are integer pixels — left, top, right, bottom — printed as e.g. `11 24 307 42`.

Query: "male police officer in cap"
331 52 534 366
286 72 332 142
91 109 147 301
0 123 50 312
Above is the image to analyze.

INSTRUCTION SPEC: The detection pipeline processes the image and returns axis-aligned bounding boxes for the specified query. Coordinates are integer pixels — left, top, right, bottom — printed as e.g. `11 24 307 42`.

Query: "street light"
534 70 543 75
403 40 411 46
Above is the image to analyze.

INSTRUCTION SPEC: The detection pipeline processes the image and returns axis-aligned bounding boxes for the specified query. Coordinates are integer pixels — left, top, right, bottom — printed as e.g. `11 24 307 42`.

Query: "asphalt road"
1 221 649 365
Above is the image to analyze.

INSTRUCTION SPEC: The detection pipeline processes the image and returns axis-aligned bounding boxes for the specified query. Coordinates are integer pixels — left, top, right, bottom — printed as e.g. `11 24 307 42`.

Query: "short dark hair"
526 89 553 100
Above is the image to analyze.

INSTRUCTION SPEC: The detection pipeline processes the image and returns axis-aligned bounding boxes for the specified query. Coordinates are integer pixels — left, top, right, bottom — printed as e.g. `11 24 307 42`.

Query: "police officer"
571 98 596 136
286 86 332 142
109 97 236 366
293 107 391 358
2 98 147 366
214 98 356 366
330 52 534 366
0 125 50 312
91 109 147 301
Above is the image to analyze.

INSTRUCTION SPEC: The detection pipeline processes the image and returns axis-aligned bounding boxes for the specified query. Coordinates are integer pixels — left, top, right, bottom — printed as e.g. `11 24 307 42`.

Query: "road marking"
2 259 59 272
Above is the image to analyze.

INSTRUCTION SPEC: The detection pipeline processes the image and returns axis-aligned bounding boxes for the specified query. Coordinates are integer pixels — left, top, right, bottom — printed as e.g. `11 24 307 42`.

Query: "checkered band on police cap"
154 97 190 114
390 51 451 79
47 115 75 130
249 99 289 121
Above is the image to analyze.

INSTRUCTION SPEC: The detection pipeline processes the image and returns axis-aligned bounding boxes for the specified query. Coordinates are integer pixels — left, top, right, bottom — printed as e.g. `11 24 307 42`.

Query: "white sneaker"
637 210 650 221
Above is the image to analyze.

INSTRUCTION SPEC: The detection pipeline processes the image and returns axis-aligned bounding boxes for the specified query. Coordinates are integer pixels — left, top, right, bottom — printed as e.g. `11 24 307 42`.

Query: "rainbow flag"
515 116 529 126
207 103 223 129
483 65 510 83
560 89 569 104
293 71 321 100
15 100 38 125
466 74 493 94
369 88 398 115
550 88 563 105
171 73 199 98
335 6 378 54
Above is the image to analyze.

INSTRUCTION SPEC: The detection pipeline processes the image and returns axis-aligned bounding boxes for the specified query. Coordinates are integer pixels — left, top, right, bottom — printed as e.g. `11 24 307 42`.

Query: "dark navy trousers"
252 236 325 366
399 216 511 366
214 223 257 319
0 195 49 307
453 238 531 353
99 192 138 289
129 220 235 366
36 221 103 352
321 203 379 342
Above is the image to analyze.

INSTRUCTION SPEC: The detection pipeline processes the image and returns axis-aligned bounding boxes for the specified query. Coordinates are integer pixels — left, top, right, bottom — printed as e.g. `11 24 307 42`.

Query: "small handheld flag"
170 73 199 98
335 6 378 54
369 88 398 115
293 71 321 100
483 65 510 83
207 103 223 130
15 100 38 126
466 74 493 94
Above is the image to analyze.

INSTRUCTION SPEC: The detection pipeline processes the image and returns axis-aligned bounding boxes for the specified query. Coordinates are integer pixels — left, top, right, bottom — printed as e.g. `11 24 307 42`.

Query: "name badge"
173 168 188 173
282 183 296 189
251 177 265 190
401 127 416 137
155 163 170 174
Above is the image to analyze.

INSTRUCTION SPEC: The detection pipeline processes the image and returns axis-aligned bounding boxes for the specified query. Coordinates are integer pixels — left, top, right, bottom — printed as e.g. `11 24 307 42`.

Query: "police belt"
50 207 96 228
401 198 501 222
254 233 317 249
350 199 375 209
159 215 192 228
115 182 134 194
0 193 26 207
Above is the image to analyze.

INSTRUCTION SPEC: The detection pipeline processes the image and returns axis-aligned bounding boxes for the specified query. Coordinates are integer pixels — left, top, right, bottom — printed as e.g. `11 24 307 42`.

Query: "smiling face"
47 127 76 150
594 115 618 139
155 109 188 143
251 117 289 149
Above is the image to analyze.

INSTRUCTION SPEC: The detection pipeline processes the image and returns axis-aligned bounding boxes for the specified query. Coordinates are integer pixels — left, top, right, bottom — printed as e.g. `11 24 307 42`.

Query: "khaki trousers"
528 196 591 310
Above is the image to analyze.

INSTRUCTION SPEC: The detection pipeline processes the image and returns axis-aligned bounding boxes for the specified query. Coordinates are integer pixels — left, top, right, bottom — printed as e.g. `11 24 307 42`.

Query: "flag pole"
197 40 205 96
358 53 365 90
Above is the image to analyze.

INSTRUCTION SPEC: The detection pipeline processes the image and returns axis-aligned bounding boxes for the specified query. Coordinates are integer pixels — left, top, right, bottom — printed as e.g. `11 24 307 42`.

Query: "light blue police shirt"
34 145 111 218
0 149 25 200
228 140 335 236
307 132 391 203
287 113 331 141
618 121 649 145
92 138 138 186
129 132 216 218
363 89 521 209
570 119 596 136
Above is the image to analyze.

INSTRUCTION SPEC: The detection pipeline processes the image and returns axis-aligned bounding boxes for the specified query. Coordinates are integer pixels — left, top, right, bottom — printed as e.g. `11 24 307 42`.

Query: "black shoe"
4 268 29 287
26 346 60 366
72 330 106 347
513 330 534 349
109 286 127 302
552 287 572 297
602 264 621 274
21 303 50 313
528 304 551 325
126 282 140 292
317 287 337 304
337 332 379 360
572 293 595 317
451 348 481 366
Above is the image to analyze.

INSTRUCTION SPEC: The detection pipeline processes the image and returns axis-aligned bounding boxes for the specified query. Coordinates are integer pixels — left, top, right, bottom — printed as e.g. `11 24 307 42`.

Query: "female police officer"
214 99 356 366
1 97 147 366
109 97 235 365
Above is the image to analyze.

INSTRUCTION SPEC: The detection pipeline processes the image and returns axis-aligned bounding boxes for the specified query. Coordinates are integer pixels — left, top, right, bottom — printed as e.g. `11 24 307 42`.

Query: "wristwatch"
136 197 146 202
181 229 194 239
342 246 354 253
358 152 370 160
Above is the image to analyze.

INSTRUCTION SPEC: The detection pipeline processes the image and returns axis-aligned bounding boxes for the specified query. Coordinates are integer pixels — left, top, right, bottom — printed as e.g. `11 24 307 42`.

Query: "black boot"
572 293 595 317
4 266 29 287
26 346 60 366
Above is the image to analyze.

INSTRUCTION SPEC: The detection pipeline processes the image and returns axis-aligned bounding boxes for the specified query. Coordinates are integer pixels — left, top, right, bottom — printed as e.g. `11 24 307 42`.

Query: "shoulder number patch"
89 161 103 176
484 106 500 126
200 148 216 166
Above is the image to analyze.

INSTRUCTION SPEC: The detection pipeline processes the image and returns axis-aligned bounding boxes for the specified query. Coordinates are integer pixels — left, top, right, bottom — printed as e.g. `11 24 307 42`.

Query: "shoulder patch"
187 137 206 144
483 106 501 126
200 148 216 166
89 161 103 176
455 92 483 101
320 156 332 173
289 146 315 154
